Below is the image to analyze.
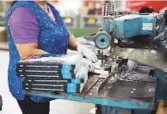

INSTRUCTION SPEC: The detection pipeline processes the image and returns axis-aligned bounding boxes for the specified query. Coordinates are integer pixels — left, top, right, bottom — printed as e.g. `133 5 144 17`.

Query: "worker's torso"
6 1 69 102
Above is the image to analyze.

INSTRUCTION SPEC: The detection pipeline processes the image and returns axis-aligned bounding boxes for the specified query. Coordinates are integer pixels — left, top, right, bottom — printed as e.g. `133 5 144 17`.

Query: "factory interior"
0 0 167 114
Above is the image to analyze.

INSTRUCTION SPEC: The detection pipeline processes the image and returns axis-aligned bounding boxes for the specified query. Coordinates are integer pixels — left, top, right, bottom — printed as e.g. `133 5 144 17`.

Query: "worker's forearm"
31 49 48 55
20 49 48 60
68 34 78 50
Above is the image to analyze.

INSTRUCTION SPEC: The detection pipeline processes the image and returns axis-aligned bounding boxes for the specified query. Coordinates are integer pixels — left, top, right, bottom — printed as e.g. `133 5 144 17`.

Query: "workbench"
31 91 153 109
29 75 155 114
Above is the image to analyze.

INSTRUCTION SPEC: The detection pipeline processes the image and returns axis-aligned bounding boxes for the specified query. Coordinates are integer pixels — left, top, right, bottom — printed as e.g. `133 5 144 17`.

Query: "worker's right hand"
74 58 95 79
77 44 98 63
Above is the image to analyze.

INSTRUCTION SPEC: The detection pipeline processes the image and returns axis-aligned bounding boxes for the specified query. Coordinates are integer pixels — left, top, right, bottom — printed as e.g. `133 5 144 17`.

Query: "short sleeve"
8 7 39 44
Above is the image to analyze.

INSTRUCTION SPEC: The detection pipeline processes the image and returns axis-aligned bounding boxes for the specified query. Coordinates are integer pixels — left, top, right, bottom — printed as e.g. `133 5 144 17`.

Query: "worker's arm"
16 43 47 60
68 33 78 50
68 32 98 63
8 7 47 60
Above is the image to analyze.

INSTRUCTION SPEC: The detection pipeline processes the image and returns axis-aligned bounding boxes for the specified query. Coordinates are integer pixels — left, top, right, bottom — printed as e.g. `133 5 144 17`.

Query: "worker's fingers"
75 67 83 78
86 54 92 62
87 49 98 63
91 52 98 63
75 61 86 78
83 52 91 62
74 58 95 78
74 62 82 74
84 50 97 63
89 64 95 72
83 58 95 72
75 67 88 79
74 65 80 75
87 53 95 63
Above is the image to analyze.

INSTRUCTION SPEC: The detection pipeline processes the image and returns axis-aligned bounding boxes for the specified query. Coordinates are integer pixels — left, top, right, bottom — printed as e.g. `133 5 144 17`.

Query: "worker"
6 1 98 114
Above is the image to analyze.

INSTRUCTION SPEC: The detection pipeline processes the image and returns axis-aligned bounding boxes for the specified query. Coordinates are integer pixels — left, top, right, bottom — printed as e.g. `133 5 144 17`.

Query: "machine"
0 95 2 111
17 1 167 114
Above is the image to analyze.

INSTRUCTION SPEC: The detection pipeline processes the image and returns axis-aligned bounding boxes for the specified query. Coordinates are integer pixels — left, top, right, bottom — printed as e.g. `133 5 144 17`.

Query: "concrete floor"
0 51 95 114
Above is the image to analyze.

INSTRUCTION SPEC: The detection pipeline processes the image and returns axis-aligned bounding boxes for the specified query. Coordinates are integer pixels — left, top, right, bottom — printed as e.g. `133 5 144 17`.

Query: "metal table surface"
29 75 154 110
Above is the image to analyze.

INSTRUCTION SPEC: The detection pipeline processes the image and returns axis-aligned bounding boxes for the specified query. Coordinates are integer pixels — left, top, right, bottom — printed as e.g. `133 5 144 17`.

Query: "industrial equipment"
16 1 167 114
0 95 2 111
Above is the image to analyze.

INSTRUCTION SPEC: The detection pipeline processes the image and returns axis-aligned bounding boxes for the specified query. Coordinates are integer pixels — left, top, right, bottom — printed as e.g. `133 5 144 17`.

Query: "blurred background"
0 0 126 45
0 0 167 45
0 0 167 41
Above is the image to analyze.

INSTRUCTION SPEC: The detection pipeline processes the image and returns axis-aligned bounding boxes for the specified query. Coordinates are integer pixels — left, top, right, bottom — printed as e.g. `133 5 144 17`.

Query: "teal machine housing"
103 14 155 39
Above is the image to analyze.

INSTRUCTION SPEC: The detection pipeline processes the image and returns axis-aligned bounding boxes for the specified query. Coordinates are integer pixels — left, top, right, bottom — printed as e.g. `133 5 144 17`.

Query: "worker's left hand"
74 58 95 79
77 44 98 63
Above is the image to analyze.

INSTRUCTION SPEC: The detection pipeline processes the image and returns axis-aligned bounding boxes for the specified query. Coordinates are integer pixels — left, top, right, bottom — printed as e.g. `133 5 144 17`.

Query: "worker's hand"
74 58 95 79
77 44 98 63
